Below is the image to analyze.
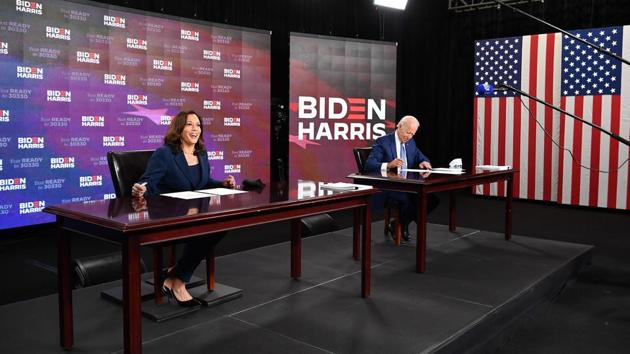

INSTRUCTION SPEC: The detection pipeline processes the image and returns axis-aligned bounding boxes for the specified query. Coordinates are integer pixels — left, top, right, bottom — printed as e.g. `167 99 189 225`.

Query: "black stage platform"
0 222 591 353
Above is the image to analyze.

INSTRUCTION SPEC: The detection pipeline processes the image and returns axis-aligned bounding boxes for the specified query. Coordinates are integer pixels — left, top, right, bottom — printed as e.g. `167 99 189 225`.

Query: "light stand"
492 0 630 67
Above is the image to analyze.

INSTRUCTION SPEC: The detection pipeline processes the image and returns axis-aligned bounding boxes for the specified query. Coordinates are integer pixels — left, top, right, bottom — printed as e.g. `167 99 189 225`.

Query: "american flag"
473 26 630 210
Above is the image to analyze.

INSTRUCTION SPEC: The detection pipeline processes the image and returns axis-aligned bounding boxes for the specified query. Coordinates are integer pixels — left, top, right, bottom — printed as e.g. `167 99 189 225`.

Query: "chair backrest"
106 150 154 197
352 147 373 173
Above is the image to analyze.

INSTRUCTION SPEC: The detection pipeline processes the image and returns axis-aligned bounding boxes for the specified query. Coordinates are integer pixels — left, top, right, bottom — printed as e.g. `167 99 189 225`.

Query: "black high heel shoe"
161 285 200 307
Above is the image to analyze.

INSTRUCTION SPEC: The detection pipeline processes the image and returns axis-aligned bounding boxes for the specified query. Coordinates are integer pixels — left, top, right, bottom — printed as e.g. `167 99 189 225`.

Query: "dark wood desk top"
349 169 517 185
349 169 518 188
44 180 375 232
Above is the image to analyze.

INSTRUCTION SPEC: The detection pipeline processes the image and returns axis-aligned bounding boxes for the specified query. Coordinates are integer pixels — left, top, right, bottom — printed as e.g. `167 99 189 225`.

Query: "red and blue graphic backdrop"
289 33 397 183
0 0 270 230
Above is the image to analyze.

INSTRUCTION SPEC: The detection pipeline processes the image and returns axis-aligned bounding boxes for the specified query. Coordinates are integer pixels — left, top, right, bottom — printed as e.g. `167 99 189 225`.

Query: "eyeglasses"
401 129 416 137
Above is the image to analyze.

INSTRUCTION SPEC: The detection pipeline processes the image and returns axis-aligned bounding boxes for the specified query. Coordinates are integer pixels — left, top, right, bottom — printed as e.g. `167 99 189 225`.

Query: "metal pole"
492 0 630 67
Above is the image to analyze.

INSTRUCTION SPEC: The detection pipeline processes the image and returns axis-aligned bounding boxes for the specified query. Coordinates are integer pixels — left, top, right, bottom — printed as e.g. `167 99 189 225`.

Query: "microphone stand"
491 0 630 67
496 83 630 147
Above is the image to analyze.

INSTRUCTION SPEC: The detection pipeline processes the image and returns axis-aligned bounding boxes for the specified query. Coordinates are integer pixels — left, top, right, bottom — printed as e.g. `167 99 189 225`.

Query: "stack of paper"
475 165 511 171
402 168 465 175
196 188 248 196
161 188 248 200
320 182 372 191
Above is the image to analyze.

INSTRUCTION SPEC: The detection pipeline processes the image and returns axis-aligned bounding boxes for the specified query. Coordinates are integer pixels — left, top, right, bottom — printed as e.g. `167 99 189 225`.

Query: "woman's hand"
131 197 147 211
131 183 147 198
223 175 236 189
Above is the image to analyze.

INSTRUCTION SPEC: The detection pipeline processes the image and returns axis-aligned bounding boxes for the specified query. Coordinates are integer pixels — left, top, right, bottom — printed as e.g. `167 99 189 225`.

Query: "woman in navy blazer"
132 110 236 307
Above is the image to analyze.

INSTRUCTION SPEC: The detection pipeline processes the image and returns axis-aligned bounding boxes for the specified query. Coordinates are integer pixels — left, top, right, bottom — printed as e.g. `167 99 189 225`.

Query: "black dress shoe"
161 284 200 307
387 220 398 242
401 228 410 242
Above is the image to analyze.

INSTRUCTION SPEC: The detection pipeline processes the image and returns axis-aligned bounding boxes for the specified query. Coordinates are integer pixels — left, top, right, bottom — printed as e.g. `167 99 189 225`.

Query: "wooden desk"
350 169 517 273
45 181 375 354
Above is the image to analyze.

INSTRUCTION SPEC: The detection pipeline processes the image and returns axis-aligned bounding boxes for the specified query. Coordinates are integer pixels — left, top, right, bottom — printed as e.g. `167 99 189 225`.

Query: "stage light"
374 0 408 10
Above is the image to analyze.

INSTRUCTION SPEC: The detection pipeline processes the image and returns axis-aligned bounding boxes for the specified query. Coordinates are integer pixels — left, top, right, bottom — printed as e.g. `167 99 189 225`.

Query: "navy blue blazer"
138 145 223 196
364 133 430 173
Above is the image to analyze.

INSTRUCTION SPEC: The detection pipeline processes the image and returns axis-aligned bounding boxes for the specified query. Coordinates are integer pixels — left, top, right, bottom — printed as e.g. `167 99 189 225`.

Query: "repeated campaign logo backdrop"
289 33 397 183
0 0 270 230
473 26 629 210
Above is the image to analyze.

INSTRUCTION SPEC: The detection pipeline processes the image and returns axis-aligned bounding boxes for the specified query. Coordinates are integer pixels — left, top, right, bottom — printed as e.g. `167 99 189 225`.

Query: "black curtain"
94 0 630 175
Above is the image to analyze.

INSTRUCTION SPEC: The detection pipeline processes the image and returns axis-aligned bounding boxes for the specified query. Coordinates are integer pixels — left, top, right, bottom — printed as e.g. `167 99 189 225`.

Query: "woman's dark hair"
164 110 205 154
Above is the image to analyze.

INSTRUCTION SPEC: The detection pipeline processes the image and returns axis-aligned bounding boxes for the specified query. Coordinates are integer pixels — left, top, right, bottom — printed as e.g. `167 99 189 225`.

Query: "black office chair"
106 150 192 304
107 150 154 198
352 147 403 245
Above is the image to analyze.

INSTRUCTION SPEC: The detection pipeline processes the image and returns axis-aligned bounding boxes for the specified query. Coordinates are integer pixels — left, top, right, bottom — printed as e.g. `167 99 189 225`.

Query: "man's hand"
386 171 407 180
223 175 236 189
387 158 405 169
419 161 432 170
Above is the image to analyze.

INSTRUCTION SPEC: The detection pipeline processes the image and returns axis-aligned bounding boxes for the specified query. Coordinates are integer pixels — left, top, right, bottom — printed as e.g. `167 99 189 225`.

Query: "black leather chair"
107 150 154 198
106 150 182 304
352 147 403 245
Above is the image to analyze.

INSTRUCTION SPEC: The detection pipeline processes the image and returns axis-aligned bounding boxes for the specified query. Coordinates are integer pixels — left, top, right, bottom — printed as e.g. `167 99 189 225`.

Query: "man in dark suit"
364 115 438 242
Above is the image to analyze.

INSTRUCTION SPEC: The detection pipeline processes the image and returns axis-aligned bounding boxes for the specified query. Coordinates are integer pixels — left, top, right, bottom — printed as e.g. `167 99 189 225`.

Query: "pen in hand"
132 182 147 198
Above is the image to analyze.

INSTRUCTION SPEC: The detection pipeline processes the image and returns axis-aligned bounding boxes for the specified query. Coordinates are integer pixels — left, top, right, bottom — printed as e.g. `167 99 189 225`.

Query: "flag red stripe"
473 97 479 194
347 114 365 120
608 95 620 208
512 98 521 197
483 98 492 195
570 96 584 205
527 35 539 200
588 96 602 207
347 98 365 104
498 98 506 196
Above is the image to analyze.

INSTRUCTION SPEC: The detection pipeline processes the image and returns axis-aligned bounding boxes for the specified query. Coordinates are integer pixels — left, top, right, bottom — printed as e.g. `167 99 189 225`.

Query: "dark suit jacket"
138 145 223 196
364 133 430 173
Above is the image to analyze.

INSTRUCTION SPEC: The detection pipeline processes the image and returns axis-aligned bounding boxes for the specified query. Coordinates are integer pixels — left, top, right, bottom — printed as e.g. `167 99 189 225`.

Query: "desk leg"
123 238 142 354
417 190 428 273
152 247 163 304
353 208 361 260
206 247 215 291
57 219 73 350
361 203 372 298
291 219 302 279
506 175 513 241
449 191 456 232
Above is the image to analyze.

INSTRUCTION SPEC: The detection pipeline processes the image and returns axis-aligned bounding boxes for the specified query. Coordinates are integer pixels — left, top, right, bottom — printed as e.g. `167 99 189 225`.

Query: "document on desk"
196 188 248 196
321 182 373 191
162 188 248 199
475 165 511 171
402 168 465 175
161 191 212 199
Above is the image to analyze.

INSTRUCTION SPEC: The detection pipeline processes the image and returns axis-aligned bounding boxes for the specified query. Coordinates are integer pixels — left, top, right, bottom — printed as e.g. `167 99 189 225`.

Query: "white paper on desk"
196 188 248 196
402 168 465 175
475 165 511 171
321 182 373 191
161 191 212 199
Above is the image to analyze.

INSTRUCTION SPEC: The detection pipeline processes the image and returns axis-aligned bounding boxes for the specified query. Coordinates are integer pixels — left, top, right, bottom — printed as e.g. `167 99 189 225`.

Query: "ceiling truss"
448 0 543 13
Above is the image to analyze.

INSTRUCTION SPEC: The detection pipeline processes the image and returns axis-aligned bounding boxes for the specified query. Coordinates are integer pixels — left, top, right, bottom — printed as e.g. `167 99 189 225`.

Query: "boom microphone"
475 82 508 95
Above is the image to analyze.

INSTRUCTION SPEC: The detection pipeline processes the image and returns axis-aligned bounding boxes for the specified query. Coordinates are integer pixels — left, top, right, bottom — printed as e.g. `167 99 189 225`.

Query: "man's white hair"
397 115 419 128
